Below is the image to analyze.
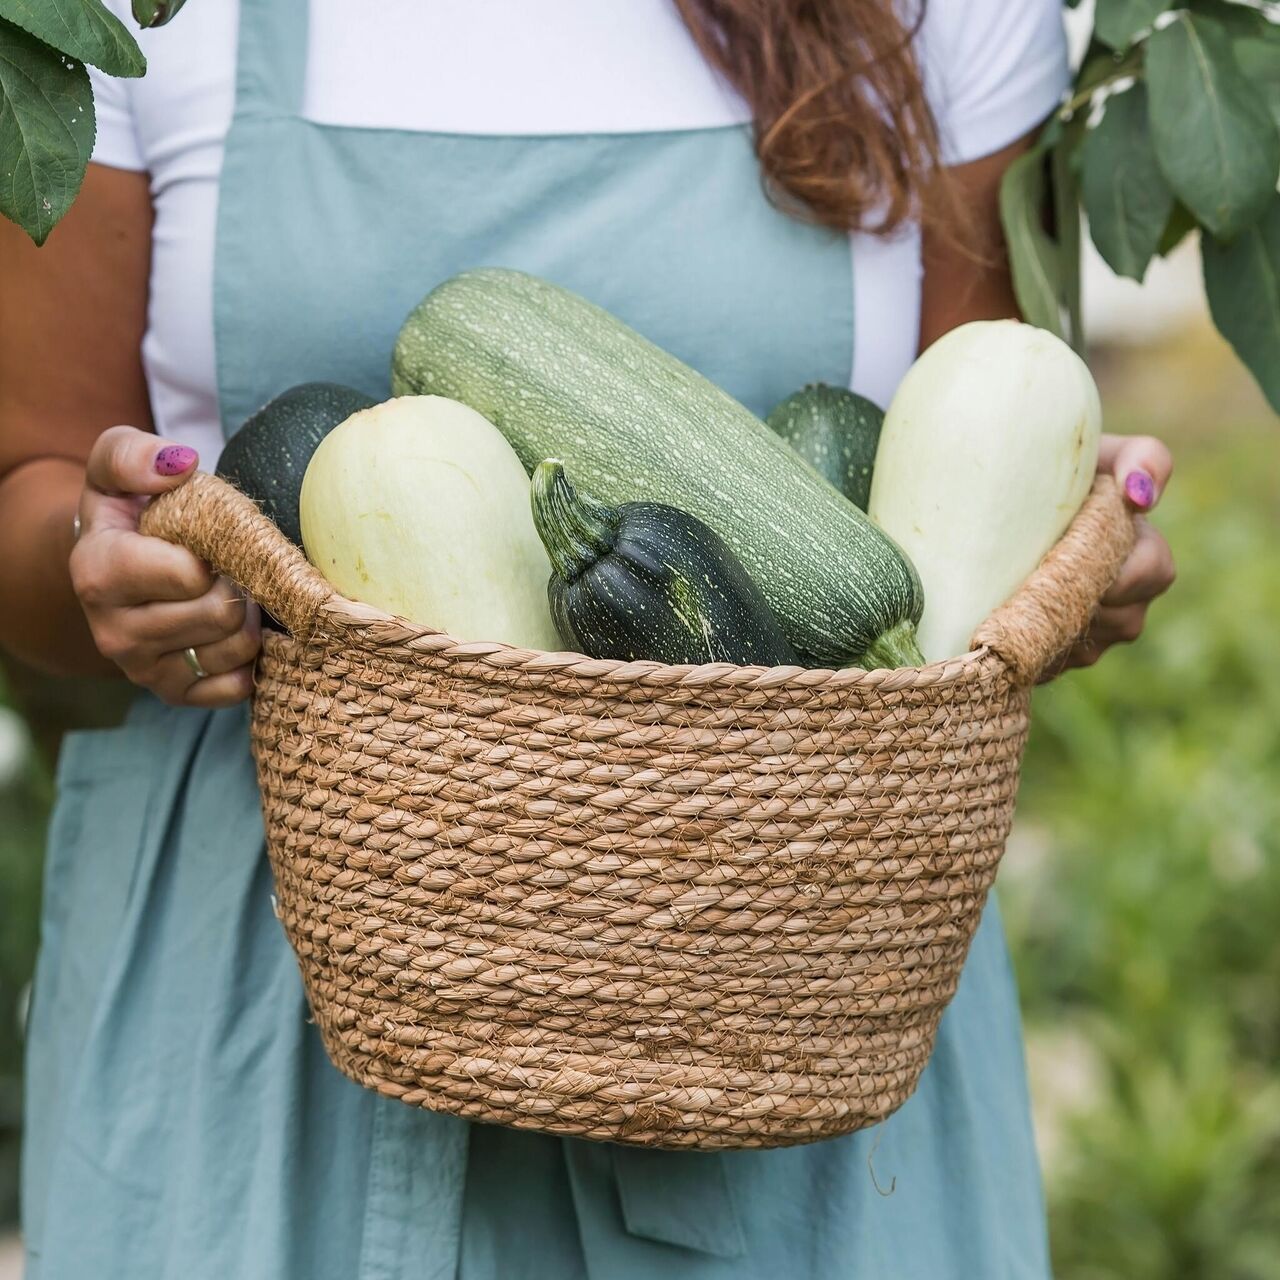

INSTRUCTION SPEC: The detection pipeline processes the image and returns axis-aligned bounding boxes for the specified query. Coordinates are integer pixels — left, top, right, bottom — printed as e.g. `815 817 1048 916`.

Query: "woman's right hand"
69 425 261 707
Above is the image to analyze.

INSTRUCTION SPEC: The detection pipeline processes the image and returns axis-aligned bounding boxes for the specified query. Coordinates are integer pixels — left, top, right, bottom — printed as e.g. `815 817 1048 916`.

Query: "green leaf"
1096 0 1168 50
1000 142 1068 340
132 0 186 29
1147 11 1280 241
1203 194 1280 413
1189 0 1280 43
0 0 143 78
1082 83 1175 281
1053 119 1085 348
0 18 94 245
1234 37 1280 132
1156 200 1198 256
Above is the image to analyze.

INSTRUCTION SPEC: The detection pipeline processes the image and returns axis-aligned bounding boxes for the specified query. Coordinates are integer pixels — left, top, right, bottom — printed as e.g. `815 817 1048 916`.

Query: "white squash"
299 395 560 649
867 321 1102 663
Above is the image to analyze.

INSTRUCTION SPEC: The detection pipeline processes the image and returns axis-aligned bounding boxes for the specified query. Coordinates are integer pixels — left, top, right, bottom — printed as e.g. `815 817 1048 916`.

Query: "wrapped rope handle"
972 475 1135 684
139 472 335 639
140 471 1135 685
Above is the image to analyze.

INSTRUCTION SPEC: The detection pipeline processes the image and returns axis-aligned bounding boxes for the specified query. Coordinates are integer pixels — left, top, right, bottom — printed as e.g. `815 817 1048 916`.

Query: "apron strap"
232 0 309 120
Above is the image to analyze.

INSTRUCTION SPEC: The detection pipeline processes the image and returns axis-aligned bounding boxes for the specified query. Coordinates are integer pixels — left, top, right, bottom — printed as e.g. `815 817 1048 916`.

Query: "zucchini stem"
531 460 618 580
860 621 925 670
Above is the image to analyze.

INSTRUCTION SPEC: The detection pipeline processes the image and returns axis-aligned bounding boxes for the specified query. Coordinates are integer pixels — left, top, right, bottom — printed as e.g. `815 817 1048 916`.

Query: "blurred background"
1006 241 1280 1278
2 232 1276 1277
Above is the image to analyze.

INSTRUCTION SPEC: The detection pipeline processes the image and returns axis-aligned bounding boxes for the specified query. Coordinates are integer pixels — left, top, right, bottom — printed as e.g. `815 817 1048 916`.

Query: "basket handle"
139 472 334 639
972 475 1137 686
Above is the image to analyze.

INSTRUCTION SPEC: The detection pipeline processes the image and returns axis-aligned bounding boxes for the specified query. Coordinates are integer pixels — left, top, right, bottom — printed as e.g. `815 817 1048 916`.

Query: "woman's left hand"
1053 433 1177 674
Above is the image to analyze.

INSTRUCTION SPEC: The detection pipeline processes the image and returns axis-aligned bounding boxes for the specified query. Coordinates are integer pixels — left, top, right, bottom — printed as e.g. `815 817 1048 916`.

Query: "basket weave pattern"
142 474 1133 1150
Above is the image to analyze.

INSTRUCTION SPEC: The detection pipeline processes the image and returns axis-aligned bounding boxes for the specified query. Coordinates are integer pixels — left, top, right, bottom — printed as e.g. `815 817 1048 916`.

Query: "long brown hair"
674 0 942 236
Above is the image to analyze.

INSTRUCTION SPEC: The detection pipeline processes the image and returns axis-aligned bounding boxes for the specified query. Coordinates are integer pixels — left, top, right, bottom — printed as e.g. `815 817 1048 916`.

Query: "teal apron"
22 0 1051 1275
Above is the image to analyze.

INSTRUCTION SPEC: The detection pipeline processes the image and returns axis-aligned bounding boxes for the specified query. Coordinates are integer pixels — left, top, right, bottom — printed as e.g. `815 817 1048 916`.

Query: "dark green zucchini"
216 382 376 547
766 384 884 512
530 461 799 667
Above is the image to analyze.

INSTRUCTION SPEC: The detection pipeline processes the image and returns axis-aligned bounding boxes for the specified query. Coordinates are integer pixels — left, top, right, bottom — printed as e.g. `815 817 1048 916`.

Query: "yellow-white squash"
868 321 1102 663
299 395 560 649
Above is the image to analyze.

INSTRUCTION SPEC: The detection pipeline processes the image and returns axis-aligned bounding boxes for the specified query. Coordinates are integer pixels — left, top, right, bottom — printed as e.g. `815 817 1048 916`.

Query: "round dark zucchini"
766 383 884 512
216 382 377 547
531 461 799 667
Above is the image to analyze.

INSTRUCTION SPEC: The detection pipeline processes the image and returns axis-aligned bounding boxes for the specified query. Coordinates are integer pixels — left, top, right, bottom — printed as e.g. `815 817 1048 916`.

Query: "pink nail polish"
155 445 198 475
1124 470 1155 510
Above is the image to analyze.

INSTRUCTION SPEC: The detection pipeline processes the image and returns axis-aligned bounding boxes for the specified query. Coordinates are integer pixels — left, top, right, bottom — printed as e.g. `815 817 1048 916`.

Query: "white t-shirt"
89 0 1069 467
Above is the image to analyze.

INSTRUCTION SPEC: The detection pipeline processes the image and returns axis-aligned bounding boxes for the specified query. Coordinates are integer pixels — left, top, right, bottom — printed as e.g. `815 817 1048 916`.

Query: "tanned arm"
0 165 154 675
919 133 1029 347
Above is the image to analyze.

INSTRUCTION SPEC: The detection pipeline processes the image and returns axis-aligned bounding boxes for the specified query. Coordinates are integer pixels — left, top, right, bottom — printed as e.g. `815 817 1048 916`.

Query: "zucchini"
531 461 799 667
216 381 376 547
391 269 923 669
868 321 1102 662
766 383 884 512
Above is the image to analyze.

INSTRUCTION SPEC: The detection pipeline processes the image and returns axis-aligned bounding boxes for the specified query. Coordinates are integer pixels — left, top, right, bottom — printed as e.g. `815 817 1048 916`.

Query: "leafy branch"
0 0 179 243
1003 0 1280 411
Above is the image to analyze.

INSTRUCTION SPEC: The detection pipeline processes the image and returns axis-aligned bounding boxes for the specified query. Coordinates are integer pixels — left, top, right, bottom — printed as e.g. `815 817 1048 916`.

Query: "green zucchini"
766 383 884 512
216 382 376 547
391 269 924 669
531 461 799 667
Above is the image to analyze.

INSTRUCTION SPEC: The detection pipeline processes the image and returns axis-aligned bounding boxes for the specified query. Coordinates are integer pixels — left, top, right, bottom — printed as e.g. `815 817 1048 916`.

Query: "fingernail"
155 445 198 476
1124 470 1155 510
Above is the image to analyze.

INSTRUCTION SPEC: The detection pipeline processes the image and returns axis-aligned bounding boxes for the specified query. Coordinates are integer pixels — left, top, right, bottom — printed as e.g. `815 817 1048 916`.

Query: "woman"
1 1 1175 1276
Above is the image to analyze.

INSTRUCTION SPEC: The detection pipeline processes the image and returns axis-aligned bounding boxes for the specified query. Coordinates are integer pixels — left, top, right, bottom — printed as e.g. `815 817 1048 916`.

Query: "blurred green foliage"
0 404 1276 1276
1003 418 1280 1277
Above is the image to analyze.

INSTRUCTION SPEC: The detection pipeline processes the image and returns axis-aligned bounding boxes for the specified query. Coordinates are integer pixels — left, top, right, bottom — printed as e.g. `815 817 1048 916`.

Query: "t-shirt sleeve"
87 55 146 171
924 0 1071 166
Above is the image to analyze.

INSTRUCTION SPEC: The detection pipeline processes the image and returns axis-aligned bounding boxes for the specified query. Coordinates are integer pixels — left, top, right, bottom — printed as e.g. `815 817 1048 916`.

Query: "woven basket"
141 472 1133 1150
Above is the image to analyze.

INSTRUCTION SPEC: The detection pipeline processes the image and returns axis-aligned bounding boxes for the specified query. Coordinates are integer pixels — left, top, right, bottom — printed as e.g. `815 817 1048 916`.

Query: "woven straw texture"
141 473 1133 1150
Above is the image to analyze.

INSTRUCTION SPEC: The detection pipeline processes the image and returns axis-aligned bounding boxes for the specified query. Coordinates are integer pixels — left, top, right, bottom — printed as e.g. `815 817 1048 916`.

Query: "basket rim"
294 593 1005 693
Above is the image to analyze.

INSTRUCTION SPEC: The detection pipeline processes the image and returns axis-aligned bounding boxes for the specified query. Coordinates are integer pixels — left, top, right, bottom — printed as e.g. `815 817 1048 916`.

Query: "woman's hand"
69 426 261 707
1054 433 1176 674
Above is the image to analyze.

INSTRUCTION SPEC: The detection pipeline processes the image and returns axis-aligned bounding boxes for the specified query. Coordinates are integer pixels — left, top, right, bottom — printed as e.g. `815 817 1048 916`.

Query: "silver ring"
72 511 82 542
182 646 210 680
